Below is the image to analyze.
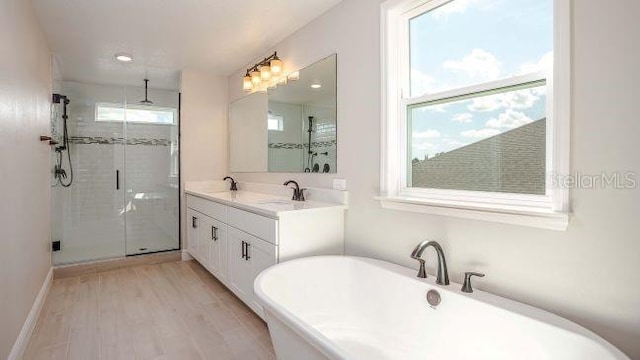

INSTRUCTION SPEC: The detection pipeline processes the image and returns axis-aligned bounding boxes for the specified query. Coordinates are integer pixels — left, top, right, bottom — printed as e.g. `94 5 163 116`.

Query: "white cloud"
469 95 502 112
443 49 502 81
412 129 441 138
461 128 501 139
429 0 474 20
412 142 435 150
443 138 468 147
468 88 541 112
503 89 540 109
452 113 473 123
520 51 553 74
422 103 450 113
485 109 533 129
411 69 435 97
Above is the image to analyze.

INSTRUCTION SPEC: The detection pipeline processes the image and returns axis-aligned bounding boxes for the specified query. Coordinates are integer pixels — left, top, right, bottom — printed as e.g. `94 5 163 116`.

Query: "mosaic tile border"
269 142 304 149
69 136 172 146
269 140 337 149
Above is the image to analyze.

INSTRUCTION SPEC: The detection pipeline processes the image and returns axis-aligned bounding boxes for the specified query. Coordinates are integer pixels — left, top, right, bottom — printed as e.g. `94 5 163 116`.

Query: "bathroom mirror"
229 54 337 173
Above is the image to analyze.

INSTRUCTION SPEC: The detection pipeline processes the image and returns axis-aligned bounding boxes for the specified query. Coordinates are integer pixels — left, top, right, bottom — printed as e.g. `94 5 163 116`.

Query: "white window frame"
267 113 284 131
380 0 571 230
95 102 178 125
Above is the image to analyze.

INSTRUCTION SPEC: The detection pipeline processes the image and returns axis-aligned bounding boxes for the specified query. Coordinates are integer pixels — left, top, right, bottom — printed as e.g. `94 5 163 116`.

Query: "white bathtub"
254 256 628 360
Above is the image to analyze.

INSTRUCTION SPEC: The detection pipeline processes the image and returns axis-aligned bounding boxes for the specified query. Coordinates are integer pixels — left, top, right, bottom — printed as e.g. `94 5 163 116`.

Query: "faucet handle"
461 272 485 293
298 188 306 201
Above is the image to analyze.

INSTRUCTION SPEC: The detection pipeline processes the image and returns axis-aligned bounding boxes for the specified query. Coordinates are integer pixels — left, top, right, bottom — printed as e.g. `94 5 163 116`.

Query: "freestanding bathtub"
254 256 629 360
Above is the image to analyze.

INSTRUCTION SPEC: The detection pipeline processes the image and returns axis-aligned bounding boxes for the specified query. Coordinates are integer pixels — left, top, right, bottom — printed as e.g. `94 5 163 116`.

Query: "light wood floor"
24 260 275 360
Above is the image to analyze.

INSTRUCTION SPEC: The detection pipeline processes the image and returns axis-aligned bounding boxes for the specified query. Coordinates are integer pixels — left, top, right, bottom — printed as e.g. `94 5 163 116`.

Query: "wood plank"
24 260 275 360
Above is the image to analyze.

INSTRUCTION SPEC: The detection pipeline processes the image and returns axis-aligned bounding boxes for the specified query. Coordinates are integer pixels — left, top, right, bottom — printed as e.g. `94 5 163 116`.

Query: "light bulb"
115 53 133 62
270 58 282 74
260 65 271 80
251 70 261 85
242 75 253 91
288 71 300 81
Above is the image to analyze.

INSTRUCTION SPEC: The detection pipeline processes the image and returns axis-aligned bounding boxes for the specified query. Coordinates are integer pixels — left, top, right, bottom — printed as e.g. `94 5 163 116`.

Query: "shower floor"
53 229 178 266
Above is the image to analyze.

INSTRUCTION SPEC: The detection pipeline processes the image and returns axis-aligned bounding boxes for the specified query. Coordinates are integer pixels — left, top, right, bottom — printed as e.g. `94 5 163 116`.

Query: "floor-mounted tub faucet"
223 176 238 191
410 240 450 285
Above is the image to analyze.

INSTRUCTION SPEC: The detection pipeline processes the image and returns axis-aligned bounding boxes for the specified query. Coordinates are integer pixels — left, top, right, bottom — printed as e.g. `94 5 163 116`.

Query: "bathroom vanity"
185 184 346 318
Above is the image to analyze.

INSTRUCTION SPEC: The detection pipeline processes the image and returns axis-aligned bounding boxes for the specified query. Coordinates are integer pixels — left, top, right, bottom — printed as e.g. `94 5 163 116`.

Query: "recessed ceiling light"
115 53 133 62
310 84 322 89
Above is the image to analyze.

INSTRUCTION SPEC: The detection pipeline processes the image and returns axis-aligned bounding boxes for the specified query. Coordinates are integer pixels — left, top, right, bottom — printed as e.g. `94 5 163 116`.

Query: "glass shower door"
123 86 180 255
52 82 127 265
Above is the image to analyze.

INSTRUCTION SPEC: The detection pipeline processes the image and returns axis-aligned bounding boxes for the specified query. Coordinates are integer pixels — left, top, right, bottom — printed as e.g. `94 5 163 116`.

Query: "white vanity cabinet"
185 191 345 318
227 227 277 312
186 208 228 281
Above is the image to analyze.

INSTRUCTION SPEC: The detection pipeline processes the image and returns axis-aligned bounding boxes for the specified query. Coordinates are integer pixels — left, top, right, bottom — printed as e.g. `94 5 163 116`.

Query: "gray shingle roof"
411 118 546 195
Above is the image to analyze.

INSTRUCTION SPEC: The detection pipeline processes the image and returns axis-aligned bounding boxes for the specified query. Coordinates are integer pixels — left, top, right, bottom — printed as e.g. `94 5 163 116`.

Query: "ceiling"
269 54 336 105
33 0 343 90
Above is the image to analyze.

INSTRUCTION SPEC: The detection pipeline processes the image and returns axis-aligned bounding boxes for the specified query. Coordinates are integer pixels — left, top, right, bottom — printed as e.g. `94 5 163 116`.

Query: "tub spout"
410 240 450 285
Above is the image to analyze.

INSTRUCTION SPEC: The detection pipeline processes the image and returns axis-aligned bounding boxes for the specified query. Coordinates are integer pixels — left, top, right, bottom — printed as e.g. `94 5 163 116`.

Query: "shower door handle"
116 170 120 190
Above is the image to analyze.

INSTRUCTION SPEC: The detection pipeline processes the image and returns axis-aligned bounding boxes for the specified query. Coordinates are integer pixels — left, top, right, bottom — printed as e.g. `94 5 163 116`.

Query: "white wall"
179 71 228 247
0 0 52 357
227 0 640 357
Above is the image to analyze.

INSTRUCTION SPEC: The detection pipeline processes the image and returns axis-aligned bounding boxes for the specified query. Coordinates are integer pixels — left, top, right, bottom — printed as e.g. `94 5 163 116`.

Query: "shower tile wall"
52 81 179 265
303 103 336 173
268 101 337 172
268 101 304 172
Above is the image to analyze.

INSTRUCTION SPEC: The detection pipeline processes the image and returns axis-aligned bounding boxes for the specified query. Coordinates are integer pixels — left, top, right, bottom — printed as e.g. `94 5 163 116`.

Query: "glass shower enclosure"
50 81 180 265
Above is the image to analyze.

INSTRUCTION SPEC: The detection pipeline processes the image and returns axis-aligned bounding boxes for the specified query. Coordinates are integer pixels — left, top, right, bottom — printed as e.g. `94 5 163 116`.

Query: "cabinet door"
186 208 200 259
227 227 254 302
207 218 227 283
245 235 278 312
199 215 215 270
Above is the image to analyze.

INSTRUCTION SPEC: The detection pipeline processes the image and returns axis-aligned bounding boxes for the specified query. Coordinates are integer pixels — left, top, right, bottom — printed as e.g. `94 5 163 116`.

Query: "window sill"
376 195 569 231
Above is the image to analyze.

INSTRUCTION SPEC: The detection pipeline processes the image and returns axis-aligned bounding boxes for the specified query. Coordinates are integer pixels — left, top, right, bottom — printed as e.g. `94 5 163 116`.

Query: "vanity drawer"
186 194 227 222
227 206 278 245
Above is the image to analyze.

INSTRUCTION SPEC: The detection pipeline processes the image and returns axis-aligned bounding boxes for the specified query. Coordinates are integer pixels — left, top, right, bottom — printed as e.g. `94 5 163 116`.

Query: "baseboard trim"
181 250 193 261
8 267 53 360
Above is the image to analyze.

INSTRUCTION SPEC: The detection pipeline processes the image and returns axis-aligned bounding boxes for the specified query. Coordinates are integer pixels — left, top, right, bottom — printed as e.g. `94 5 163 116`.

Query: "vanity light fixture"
250 70 261 85
243 51 292 92
260 65 272 80
271 55 283 74
115 52 133 62
242 71 253 91
288 71 300 81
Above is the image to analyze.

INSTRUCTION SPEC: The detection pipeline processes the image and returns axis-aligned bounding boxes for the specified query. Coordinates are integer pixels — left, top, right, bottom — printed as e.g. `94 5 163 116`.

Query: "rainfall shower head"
140 79 153 105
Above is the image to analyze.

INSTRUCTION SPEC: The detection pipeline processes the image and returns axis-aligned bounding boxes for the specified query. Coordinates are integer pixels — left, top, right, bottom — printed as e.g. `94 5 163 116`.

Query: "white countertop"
185 188 347 219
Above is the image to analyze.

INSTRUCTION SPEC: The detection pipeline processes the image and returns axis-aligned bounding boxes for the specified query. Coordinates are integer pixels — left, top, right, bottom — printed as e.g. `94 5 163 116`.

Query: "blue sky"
409 0 552 159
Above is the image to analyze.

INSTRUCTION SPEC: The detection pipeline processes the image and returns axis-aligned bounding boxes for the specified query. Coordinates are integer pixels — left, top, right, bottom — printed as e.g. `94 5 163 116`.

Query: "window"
267 113 284 131
381 0 570 230
95 102 177 125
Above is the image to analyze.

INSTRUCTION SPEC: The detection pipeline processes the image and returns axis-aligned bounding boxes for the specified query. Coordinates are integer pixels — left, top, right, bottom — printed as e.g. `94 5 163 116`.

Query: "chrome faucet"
223 176 238 191
410 240 450 285
283 180 305 201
